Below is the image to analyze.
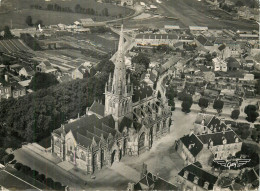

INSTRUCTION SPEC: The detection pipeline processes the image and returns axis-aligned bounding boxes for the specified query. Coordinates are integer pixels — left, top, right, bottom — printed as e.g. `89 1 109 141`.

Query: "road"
120 0 257 30
13 147 85 189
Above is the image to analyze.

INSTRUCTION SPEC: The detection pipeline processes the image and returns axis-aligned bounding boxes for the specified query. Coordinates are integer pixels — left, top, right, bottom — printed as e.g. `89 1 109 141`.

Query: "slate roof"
180 134 203 157
89 101 105 117
226 57 240 68
206 116 227 132
197 130 241 146
133 83 153 103
134 172 178 190
196 35 213 46
136 33 178 40
218 44 226 51
178 163 218 190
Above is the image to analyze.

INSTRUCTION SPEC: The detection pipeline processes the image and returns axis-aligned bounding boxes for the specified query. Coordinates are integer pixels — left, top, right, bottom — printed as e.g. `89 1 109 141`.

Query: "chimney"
4 74 8 82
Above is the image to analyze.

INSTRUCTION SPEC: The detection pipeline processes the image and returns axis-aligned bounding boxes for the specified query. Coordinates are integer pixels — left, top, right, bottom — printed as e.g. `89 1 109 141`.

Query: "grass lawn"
0 0 134 29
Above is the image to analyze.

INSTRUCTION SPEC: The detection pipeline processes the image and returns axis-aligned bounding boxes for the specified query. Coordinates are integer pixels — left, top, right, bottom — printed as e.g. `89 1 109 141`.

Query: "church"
51 25 172 173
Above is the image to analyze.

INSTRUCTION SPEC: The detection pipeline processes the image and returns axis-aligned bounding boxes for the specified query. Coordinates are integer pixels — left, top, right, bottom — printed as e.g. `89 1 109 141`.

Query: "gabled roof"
180 134 203 157
197 130 241 146
226 57 240 68
89 101 105 117
136 33 178 40
178 163 218 190
196 35 213 46
218 44 226 51
135 172 178 190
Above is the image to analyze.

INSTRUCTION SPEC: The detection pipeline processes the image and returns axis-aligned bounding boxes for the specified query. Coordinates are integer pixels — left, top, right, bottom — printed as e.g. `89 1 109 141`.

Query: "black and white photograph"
0 0 259 190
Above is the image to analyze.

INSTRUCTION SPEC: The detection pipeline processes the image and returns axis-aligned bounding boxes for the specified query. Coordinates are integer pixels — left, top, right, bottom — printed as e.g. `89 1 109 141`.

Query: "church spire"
112 24 126 95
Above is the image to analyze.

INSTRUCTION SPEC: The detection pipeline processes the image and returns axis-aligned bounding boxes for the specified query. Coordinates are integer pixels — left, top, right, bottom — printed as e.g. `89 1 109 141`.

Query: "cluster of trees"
177 91 193 113
0 58 114 149
74 4 96 15
14 162 65 189
29 73 59 91
0 151 14 165
165 84 177 111
20 33 42 51
244 105 259 123
0 26 14 40
90 26 111 34
25 16 44 28
251 125 260 143
153 45 173 54
130 53 150 86
47 4 73 12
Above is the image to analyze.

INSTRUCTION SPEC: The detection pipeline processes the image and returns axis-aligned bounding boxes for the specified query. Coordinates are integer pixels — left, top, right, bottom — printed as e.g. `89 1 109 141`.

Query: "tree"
231 109 240 120
198 98 209 112
25 16 33 26
75 4 81 13
14 163 23 171
235 1 244 7
131 53 150 70
3 26 13 39
244 105 259 123
181 100 192 113
29 73 59 91
213 99 224 115
102 8 109 16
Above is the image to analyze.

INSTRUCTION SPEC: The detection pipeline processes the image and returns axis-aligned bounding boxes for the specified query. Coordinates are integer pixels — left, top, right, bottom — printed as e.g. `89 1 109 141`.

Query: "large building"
176 114 242 165
51 26 172 173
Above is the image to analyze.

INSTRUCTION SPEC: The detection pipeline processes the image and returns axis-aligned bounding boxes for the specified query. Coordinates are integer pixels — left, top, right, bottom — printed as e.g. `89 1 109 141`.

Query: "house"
217 44 231 60
176 129 242 165
195 35 214 52
71 62 94 80
225 57 240 71
212 57 227 72
127 170 178 191
178 162 218 191
80 18 95 27
36 61 57 74
9 64 23 74
58 74 73 83
141 68 158 87
11 82 26 98
135 33 178 47
18 66 35 78
0 83 11 101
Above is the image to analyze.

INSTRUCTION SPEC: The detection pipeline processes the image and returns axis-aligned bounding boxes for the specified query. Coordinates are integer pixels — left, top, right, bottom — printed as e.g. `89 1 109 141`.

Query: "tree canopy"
231 109 240 120
244 105 259 123
29 72 59 91
213 99 224 114
198 98 209 111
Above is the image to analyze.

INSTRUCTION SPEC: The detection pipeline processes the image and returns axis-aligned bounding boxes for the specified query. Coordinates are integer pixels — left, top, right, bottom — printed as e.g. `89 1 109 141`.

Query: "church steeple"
112 25 126 95
104 25 133 122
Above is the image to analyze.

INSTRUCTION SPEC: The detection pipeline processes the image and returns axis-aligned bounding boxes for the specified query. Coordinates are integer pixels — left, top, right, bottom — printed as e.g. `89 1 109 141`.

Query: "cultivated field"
0 0 134 29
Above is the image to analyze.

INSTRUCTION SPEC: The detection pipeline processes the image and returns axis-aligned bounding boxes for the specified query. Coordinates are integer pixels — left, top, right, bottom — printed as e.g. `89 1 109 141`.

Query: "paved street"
13 147 85 189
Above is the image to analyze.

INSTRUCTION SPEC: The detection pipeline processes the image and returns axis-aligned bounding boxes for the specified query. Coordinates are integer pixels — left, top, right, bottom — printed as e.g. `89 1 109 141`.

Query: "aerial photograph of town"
0 0 259 190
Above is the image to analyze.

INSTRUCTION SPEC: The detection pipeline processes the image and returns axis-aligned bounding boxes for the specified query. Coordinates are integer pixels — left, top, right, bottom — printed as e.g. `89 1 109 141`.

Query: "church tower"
104 25 133 123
